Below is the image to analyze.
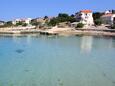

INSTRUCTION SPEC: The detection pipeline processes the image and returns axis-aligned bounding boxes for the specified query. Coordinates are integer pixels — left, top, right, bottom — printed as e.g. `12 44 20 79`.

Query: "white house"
101 11 115 25
0 21 5 26
75 10 94 26
12 18 32 25
25 18 32 24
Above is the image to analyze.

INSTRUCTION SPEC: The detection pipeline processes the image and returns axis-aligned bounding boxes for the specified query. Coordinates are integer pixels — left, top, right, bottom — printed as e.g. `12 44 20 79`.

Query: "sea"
0 34 115 86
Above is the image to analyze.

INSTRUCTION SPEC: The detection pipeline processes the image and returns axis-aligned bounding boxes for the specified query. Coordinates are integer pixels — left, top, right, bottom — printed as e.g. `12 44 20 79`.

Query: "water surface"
0 35 115 86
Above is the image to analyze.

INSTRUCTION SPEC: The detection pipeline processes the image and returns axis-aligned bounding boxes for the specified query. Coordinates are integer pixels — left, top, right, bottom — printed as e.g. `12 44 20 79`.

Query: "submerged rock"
15 49 24 54
24 69 31 72
112 81 115 84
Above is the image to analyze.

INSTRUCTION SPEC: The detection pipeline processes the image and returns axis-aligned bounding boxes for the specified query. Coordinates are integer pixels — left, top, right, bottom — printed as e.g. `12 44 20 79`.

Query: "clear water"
0 35 115 86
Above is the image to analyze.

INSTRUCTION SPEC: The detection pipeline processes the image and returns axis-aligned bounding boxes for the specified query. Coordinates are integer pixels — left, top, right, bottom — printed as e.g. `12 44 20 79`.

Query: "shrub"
76 23 84 28
94 19 102 26
111 24 115 29
16 21 24 26
47 18 59 26
22 23 28 27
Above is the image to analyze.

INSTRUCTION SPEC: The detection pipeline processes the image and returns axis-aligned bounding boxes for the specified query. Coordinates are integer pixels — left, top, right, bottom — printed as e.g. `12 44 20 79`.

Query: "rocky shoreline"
0 27 115 37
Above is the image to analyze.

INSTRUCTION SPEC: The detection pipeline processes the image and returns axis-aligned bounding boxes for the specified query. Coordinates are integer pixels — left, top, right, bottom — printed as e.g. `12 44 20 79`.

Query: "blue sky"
0 0 115 21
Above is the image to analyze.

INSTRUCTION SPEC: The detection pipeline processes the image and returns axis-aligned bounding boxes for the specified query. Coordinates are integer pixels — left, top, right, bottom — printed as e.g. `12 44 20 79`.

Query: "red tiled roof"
80 10 92 13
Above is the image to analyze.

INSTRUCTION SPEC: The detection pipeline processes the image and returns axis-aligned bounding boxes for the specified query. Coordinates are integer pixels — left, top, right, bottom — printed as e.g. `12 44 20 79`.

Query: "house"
0 21 5 26
12 18 32 25
101 10 115 25
24 18 32 24
75 10 94 26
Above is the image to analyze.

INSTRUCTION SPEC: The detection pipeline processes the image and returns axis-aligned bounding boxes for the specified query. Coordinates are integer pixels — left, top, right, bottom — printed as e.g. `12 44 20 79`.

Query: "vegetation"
15 21 28 27
0 21 14 28
22 23 28 27
0 21 29 28
44 16 48 20
93 12 103 25
76 23 84 28
93 12 103 20
57 13 70 22
5 21 13 27
30 19 42 26
57 13 76 23
111 24 115 29
48 17 59 26
47 13 76 26
94 19 102 26
112 10 115 14
16 21 23 26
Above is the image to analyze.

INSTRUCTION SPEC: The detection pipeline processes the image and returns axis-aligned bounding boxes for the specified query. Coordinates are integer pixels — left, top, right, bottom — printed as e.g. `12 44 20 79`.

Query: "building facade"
75 10 94 26
101 11 115 25
12 18 32 25
0 21 5 26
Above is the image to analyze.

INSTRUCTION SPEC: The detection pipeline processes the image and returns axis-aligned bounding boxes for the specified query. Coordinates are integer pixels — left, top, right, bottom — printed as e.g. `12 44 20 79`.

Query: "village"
0 10 115 36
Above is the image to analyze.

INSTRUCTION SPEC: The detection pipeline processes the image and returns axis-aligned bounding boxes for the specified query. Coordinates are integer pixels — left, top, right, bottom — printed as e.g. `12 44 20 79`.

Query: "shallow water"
0 35 115 86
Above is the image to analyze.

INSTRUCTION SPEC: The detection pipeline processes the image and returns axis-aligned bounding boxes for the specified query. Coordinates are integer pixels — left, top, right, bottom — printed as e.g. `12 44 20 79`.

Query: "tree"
47 13 77 26
93 12 104 25
44 16 48 20
68 16 76 23
76 23 84 28
111 24 115 29
57 13 70 22
16 21 24 26
3 21 13 27
58 13 69 18
70 14 75 17
94 19 102 26
93 12 103 20
112 10 115 14
6 21 13 26
22 23 28 27
48 18 59 26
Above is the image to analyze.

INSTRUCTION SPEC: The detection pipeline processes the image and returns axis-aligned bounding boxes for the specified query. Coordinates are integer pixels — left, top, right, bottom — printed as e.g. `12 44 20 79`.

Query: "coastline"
0 27 115 37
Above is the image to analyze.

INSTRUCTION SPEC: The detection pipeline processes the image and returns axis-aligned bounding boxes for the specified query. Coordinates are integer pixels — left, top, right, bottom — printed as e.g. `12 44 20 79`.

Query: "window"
113 17 115 24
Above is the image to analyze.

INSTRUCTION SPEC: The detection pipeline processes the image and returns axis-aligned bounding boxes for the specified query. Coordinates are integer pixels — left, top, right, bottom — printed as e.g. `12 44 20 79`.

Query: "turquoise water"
0 35 115 86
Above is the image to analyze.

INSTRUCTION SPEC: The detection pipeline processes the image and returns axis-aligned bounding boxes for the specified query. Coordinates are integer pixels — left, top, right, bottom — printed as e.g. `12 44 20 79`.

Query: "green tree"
48 13 77 26
68 16 76 23
48 18 59 26
112 10 115 14
111 24 115 29
94 19 102 26
93 12 104 25
5 21 13 26
93 12 103 20
57 13 70 22
70 14 75 17
22 23 28 27
16 21 24 26
76 23 84 28
2 21 13 27
44 16 48 20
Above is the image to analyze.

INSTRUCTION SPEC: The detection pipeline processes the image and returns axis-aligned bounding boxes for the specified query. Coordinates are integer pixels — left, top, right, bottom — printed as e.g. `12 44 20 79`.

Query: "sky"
0 0 115 21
